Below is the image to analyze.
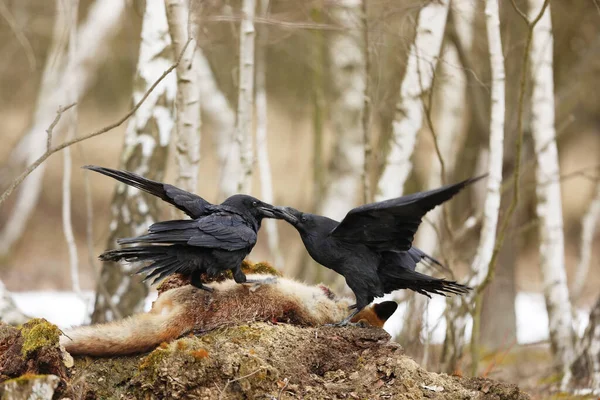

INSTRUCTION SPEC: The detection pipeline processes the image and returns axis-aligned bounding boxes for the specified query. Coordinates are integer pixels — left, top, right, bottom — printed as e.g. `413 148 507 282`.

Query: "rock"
1 374 60 400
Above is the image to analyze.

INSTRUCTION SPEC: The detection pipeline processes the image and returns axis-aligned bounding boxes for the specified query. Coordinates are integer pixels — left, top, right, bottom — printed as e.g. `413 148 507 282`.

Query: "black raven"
84 165 280 291
274 176 485 325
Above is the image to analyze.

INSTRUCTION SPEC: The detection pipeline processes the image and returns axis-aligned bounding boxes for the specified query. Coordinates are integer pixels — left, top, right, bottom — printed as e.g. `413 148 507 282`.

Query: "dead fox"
60 274 397 356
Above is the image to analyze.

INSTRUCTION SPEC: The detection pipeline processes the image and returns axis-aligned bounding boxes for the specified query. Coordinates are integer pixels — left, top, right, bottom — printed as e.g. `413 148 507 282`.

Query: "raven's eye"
252 201 258 207
301 216 308 222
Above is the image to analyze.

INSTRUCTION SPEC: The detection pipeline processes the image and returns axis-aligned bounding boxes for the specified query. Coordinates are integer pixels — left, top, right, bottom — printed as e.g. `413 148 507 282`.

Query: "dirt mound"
0 319 530 399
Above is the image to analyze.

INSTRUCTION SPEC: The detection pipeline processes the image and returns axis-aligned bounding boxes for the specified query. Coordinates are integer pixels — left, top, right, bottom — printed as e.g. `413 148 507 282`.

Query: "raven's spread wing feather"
118 214 257 251
330 176 485 251
84 165 212 218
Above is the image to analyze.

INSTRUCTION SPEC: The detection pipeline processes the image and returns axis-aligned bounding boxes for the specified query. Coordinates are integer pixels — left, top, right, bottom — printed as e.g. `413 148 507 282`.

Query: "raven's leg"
326 308 361 327
232 267 247 283
190 270 214 292
232 266 278 286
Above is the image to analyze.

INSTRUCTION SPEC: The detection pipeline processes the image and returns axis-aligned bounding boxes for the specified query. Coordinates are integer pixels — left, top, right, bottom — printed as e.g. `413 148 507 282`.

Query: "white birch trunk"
236 0 256 194
528 0 575 368
165 0 201 194
572 180 600 298
62 0 81 295
563 295 600 392
92 0 176 322
442 0 505 371
375 0 449 201
0 0 125 256
319 0 365 221
255 0 282 266
0 280 29 325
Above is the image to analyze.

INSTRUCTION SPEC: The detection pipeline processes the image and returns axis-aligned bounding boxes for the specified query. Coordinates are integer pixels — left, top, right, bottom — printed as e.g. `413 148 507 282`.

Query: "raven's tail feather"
100 246 191 285
83 165 167 200
379 266 471 298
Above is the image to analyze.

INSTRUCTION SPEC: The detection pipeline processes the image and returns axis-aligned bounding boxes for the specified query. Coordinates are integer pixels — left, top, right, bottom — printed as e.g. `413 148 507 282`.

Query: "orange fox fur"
60 275 395 356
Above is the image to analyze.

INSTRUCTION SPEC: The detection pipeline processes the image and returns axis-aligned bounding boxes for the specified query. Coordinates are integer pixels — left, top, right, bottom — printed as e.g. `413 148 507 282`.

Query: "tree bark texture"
528 0 575 369
92 0 176 323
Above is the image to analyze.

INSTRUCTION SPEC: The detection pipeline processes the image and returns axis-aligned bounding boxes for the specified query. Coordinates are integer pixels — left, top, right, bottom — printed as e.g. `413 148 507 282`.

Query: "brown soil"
0 319 531 399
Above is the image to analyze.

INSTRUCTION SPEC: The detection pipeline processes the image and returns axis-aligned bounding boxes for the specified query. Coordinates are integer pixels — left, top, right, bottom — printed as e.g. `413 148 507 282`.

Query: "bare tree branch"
0 39 192 207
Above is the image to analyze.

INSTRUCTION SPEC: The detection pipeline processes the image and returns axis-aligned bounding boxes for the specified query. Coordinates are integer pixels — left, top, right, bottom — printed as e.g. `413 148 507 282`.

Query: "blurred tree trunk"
236 0 257 194
401 0 474 360
0 280 29 325
255 0 282 267
0 0 125 257
375 0 449 201
165 0 201 194
91 0 176 323
202 66 239 202
528 0 575 370
310 0 365 286
442 0 505 374
479 193 517 350
572 179 600 299
319 0 365 222
563 294 600 392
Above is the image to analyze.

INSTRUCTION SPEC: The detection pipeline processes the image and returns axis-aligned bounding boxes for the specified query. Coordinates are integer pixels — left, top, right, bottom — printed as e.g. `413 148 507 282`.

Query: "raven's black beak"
257 205 277 218
273 206 299 223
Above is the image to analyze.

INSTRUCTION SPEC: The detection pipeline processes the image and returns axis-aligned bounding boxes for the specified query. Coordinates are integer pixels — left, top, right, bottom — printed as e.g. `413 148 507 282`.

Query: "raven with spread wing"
85 165 280 291
274 176 485 325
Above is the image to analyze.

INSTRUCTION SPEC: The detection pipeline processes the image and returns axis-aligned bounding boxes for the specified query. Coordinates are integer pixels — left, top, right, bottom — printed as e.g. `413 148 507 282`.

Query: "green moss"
19 318 60 357
138 347 169 377
243 261 282 277
3 373 47 385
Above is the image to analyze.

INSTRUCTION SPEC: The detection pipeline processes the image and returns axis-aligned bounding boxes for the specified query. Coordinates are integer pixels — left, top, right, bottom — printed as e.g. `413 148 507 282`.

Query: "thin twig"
219 367 265 400
278 377 289 400
0 38 192 207
201 14 345 31
46 103 77 152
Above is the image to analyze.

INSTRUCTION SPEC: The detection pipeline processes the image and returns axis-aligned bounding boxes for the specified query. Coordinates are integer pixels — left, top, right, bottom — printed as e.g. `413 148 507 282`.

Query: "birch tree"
528 0 575 368
92 0 176 323
236 0 256 193
401 0 475 355
254 0 282 266
375 0 449 201
442 0 505 372
563 295 600 393
572 180 600 299
165 0 201 193
0 0 126 256
62 0 81 295
319 0 365 222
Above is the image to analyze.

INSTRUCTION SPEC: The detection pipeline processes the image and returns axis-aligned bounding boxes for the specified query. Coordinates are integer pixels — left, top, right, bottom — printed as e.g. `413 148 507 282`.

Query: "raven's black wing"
329 176 485 251
84 165 212 218
118 213 257 251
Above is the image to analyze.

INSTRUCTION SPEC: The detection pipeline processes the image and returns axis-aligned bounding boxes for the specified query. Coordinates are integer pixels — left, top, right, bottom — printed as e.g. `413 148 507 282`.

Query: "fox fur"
60 275 397 356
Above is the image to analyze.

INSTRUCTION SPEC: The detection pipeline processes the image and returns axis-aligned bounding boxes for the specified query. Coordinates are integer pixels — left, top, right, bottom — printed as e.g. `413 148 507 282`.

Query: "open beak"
272 206 299 223
257 205 277 218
